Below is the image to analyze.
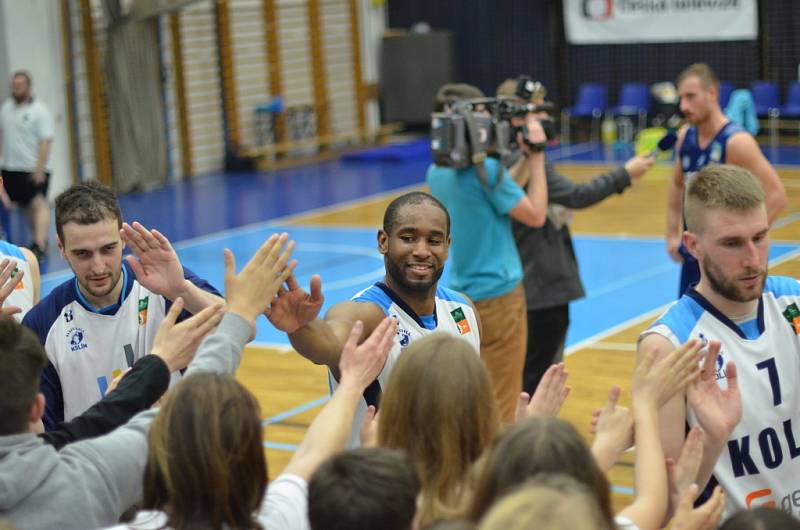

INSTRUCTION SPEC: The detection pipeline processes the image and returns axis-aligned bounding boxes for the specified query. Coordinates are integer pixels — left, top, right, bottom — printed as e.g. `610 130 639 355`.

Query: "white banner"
564 0 758 44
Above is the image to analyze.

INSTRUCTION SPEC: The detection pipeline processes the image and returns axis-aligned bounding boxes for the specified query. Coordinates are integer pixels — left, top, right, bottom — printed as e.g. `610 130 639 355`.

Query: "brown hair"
0 316 47 435
54 181 123 244
477 475 611 530
685 164 765 234
466 417 614 526
308 447 420 530
677 63 720 91
378 332 499 527
142 372 267 530
720 507 800 530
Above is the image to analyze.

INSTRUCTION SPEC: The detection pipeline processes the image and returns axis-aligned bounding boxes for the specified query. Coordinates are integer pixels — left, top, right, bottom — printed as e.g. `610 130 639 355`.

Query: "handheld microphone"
656 130 678 152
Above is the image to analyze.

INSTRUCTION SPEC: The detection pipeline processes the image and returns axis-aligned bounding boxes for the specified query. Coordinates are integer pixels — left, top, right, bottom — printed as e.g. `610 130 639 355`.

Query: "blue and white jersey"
0 240 33 321
641 277 800 517
22 260 221 430
331 282 481 447
679 121 744 182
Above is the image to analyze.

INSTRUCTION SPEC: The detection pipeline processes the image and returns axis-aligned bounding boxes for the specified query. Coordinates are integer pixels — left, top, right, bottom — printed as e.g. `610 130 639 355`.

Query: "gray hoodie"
0 312 252 530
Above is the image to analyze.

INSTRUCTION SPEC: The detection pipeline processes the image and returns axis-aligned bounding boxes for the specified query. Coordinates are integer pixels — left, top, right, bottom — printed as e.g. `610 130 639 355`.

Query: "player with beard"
666 63 786 296
638 164 800 519
22 181 224 430
265 191 482 447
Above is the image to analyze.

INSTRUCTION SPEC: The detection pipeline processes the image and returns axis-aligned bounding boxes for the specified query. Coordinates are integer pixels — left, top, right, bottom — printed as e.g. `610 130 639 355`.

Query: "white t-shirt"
0 97 54 171
104 474 310 530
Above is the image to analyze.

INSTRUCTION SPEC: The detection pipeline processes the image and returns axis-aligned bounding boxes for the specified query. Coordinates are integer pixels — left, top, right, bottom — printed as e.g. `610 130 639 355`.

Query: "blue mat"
341 139 432 162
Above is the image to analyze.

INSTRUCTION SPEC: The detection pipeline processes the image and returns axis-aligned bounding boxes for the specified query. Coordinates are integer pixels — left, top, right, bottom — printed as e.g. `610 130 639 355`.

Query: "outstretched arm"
266 273 385 374
666 129 688 263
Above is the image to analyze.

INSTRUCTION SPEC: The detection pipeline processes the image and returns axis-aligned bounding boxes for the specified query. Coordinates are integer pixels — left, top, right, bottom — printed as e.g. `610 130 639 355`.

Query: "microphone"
656 130 678 152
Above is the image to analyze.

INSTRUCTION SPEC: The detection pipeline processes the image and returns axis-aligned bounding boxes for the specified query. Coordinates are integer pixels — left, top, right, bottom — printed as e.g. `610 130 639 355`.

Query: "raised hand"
0 258 23 316
590 385 634 471
338 317 397 390
515 362 570 421
667 484 725 530
633 339 704 407
264 273 324 333
121 222 186 299
687 340 741 442
359 404 379 448
224 233 296 324
150 297 225 372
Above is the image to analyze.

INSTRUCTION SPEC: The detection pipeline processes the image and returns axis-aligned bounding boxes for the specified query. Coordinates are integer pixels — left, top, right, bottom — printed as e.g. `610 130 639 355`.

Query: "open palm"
265 274 324 333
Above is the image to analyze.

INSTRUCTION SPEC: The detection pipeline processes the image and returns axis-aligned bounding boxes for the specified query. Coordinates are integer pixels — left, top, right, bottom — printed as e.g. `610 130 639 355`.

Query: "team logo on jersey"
397 327 411 348
681 155 691 171
10 265 23 289
782 303 800 334
450 307 472 335
709 142 723 163
66 327 88 352
138 296 150 326
697 154 707 167
63 308 74 323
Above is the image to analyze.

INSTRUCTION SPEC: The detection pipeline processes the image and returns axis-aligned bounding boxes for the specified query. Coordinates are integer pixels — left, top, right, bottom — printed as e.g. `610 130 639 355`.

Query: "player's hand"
632 340 703 408
150 297 225 372
224 233 296 325
515 362 570 420
0 258 23 316
264 273 324 333
122 222 187 300
687 340 741 443
667 234 684 263
338 318 396 391
666 484 725 530
32 169 45 185
624 153 656 180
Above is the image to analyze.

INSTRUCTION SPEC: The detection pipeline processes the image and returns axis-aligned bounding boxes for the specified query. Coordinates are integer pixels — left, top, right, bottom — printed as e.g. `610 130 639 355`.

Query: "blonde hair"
477 476 611 530
677 62 720 90
685 164 765 233
378 333 499 527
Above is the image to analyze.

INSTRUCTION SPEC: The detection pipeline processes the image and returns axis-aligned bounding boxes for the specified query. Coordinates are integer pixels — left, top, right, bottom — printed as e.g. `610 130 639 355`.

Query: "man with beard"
265 191 481 447
22 181 223 430
0 71 55 260
639 164 799 519
666 63 786 296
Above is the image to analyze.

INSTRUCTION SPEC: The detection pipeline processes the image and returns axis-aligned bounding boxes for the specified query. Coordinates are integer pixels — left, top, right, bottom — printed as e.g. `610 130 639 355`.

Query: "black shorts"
1 169 50 206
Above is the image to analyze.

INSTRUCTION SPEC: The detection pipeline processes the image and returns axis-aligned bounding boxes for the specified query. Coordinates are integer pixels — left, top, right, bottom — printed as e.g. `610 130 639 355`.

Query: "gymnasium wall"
388 0 800 109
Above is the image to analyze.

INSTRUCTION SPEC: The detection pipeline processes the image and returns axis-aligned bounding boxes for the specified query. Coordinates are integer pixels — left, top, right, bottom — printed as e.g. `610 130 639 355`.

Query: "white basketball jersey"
22 261 220 429
642 277 800 518
331 282 481 447
0 240 34 321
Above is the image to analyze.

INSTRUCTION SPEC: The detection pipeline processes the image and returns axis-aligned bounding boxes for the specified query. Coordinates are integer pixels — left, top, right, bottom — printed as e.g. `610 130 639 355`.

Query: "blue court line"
261 395 330 426
263 441 300 451
612 485 635 496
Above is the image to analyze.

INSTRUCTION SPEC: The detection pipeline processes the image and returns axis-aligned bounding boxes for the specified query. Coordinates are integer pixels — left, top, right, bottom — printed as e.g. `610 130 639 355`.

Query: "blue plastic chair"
718 81 735 109
610 83 650 116
562 83 607 143
780 81 800 119
751 81 780 118
567 83 607 118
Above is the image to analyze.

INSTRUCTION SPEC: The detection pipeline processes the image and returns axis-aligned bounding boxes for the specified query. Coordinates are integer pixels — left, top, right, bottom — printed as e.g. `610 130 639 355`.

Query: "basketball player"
641 164 798 518
22 181 224 430
265 191 481 447
666 63 787 296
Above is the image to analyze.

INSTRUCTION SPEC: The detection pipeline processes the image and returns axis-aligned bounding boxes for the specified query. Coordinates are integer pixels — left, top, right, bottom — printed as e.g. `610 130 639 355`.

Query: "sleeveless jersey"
641 277 800 518
22 261 220 430
679 121 744 183
0 240 34 321
331 282 481 447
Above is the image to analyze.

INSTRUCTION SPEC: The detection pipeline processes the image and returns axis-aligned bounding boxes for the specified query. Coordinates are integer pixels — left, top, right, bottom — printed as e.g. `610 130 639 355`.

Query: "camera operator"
426 83 548 423
496 78 655 393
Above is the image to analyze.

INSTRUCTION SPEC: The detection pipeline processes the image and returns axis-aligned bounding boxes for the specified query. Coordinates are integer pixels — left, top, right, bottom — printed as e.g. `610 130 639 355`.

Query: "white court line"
586 342 638 351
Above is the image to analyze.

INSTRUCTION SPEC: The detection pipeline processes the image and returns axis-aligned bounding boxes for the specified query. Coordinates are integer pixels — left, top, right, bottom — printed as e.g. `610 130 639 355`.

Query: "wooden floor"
236 162 800 511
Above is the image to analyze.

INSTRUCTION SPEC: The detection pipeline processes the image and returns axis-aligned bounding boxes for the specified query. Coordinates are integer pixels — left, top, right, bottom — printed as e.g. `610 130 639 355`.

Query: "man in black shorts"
0 71 54 261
